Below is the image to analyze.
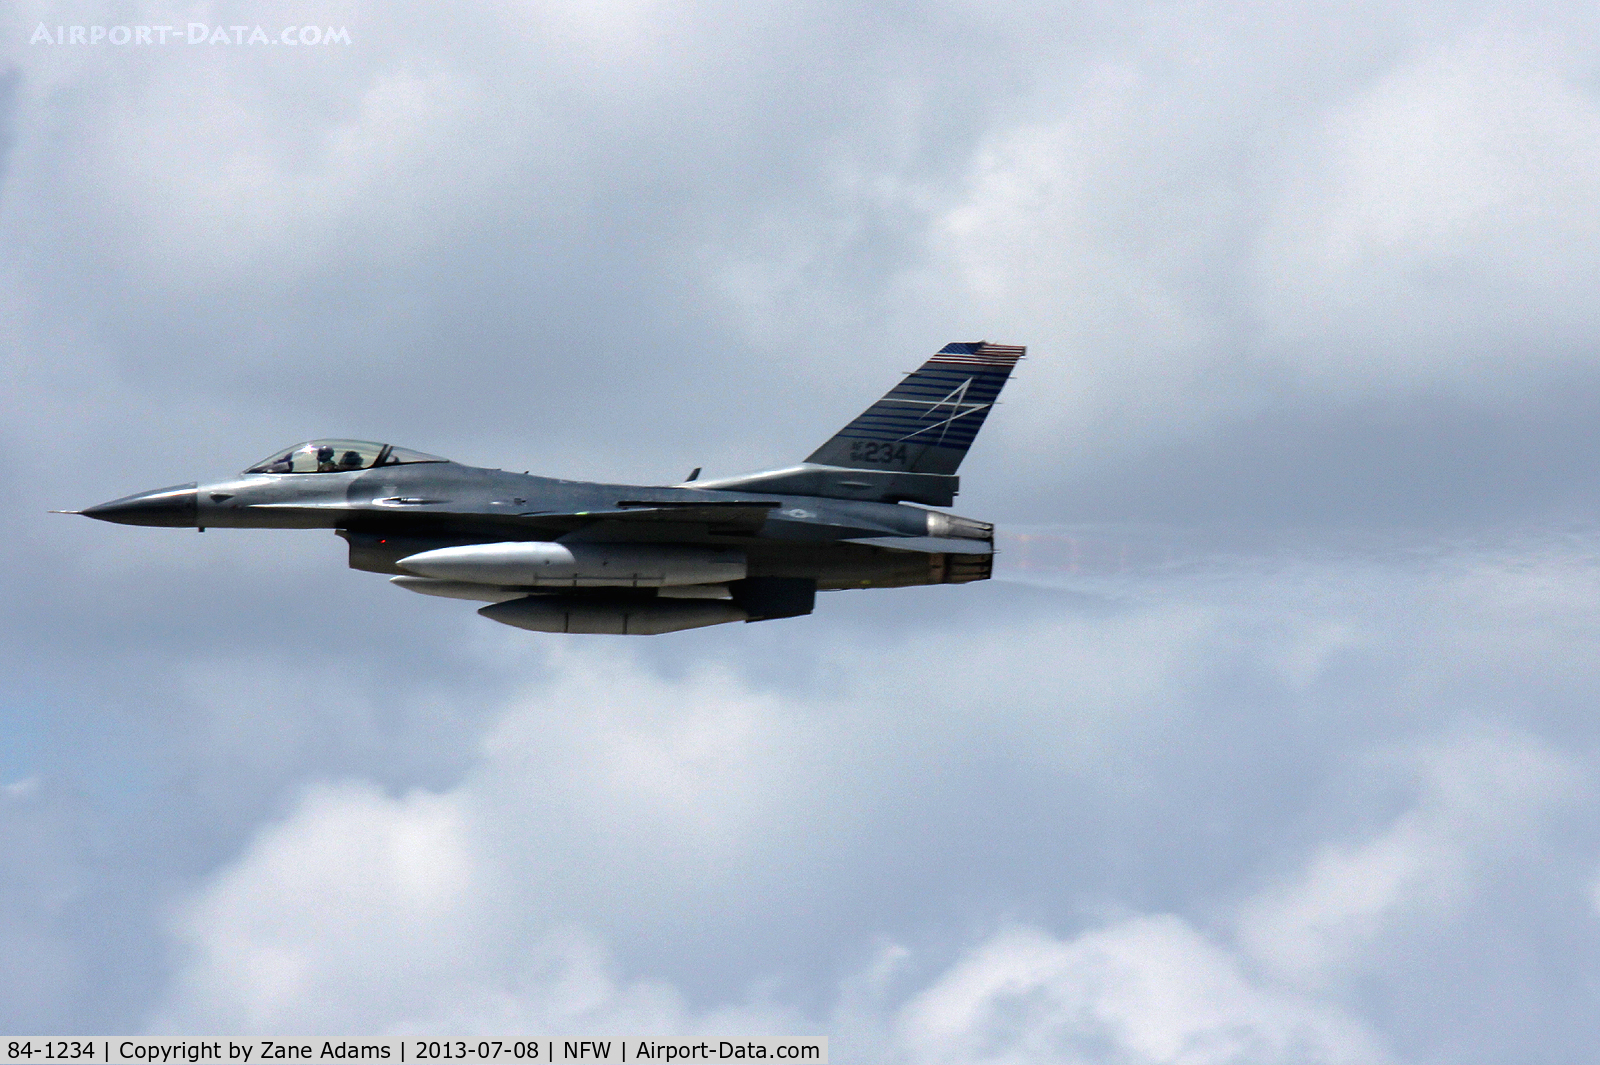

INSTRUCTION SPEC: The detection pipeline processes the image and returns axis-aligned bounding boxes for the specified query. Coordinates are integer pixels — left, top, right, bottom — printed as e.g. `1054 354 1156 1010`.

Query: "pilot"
338 450 364 470
316 445 337 472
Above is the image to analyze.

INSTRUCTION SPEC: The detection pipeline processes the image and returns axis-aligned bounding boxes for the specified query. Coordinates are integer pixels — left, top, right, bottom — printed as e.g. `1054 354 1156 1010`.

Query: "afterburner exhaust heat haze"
76 342 1023 634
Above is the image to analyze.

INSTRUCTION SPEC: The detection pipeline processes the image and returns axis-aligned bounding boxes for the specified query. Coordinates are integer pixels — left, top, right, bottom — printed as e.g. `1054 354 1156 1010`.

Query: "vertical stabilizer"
805 342 1025 476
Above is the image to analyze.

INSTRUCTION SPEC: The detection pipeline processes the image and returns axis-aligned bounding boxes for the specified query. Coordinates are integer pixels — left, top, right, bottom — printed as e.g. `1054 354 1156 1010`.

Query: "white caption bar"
1 1042 826 1065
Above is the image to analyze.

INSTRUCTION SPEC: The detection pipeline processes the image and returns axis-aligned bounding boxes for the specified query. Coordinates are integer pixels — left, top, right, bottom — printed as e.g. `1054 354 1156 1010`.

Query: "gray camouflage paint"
78 343 1017 632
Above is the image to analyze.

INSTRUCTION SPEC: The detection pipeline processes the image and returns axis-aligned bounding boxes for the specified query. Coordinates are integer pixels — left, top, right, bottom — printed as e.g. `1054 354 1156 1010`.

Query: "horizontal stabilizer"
844 535 994 555
690 465 958 507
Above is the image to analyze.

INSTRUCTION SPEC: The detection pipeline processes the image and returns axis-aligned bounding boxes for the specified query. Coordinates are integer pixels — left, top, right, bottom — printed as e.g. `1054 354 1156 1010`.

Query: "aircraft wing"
245 498 784 540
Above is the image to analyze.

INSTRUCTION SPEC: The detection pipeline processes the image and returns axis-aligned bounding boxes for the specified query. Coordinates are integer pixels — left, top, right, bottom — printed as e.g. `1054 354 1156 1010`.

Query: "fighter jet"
76 342 1024 634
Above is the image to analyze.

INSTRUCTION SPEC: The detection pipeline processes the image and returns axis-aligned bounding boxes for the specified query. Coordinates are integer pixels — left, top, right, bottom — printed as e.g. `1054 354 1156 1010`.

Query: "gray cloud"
4 0 1600 1057
133 549 1600 1060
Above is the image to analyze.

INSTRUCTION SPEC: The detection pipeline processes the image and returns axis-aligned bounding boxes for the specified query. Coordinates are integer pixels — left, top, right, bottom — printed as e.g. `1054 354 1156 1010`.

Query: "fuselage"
85 458 993 592
77 339 1022 632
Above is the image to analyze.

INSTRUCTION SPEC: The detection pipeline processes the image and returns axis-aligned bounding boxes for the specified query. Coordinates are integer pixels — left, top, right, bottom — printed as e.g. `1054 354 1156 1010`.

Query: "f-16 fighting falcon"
75 342 1024 634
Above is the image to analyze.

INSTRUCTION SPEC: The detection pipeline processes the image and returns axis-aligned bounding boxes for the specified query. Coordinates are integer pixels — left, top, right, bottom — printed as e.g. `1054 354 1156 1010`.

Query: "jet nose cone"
81 483 199 527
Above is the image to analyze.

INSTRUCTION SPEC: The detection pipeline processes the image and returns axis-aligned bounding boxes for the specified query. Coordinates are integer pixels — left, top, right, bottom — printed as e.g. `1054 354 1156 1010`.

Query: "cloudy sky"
6 0 1600 1058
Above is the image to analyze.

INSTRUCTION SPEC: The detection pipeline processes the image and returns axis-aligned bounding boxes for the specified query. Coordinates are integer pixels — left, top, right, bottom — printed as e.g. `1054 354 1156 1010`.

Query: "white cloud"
1254 32 1600 391
149 645 825 1032
10 0 1600 1051
907 59 1244 456
145 555 1599 1053
1236 727 1587 990
894 919 1388 1065
2 777 39 798
155 763 1406 1058
154 782 484 1031
14 59 504 285
153 763 1411 1059
880 20 1600 497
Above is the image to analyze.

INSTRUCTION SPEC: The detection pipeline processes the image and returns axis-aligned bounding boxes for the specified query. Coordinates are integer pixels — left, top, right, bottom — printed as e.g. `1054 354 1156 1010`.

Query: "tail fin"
805 341 1025 476
691 341 1024 507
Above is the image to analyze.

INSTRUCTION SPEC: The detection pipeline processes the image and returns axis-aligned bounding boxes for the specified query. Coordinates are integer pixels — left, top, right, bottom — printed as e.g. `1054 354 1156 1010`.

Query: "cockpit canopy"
244 439 447 475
